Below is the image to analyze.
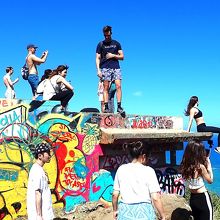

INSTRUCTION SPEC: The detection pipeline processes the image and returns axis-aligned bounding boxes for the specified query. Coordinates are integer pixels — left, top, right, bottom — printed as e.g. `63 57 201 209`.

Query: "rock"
159 194 193 220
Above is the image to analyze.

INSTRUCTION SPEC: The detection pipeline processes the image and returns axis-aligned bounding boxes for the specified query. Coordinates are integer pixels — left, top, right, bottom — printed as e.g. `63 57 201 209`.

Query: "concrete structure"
0 98 212 219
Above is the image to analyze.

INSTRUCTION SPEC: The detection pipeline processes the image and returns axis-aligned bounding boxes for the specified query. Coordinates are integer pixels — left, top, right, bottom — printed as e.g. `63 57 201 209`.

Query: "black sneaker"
117 106 126 118
104 108 110 113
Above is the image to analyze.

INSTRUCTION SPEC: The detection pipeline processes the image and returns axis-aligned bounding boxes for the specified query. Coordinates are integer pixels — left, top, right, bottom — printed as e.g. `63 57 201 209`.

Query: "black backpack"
21 64 29 80
21 54 31 80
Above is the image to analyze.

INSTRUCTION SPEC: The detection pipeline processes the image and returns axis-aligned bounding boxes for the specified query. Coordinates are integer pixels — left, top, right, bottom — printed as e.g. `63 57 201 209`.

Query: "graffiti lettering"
156 168 185 196
0 110 21 130
63 167 85 189
0 169 18 181
100 155 130 170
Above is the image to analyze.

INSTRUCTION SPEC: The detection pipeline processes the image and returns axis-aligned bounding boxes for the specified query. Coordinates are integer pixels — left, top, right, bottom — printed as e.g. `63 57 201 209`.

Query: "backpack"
21 54 31 80
21 64 29 80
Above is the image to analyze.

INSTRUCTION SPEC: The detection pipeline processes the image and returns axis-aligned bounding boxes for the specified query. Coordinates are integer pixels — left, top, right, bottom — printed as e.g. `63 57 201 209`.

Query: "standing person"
185 96 220 153
112 141 166 220
96 25 125 116
3 66 19 99
180 140 213 220
26 44 48 98
26 143 54 220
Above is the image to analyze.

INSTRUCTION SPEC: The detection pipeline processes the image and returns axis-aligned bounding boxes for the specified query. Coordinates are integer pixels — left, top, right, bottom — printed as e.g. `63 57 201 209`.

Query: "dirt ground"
16 202 113 220
16 194 192 220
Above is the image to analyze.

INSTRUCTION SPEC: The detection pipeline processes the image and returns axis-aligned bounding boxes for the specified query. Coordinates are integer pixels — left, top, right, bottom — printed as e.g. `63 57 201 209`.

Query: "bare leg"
103 80 110 106
115 79 122 102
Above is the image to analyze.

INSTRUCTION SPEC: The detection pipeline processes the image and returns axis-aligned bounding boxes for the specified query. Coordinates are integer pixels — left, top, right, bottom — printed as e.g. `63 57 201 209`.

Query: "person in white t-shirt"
3 66 19 99
27 143 54 220
112 141 166 220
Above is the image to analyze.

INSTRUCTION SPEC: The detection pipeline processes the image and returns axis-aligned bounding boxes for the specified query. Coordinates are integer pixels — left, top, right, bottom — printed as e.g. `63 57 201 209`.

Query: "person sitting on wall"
185 95 220 154
37 68 73 113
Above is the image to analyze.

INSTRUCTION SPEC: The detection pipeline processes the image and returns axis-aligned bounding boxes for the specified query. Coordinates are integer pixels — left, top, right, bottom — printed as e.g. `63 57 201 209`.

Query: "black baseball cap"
27 44 38 49
35 143 51 155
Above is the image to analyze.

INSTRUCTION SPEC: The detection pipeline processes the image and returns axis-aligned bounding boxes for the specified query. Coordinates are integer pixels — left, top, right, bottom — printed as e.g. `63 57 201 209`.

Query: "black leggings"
190 192 213 220
197 123 220 146
51 90 74 108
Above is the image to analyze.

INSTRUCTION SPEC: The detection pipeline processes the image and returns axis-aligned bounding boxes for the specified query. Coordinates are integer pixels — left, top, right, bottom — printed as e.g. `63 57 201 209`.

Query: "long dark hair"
180 140 207 179
184 96 198 116
123 141 151 159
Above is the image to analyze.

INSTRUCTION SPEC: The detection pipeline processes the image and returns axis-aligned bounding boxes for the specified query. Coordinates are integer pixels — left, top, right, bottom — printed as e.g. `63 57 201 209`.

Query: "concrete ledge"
100 128 213 144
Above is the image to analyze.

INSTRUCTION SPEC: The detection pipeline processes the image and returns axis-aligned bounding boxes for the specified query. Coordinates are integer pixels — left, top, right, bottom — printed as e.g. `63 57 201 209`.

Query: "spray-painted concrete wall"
0 99 184 219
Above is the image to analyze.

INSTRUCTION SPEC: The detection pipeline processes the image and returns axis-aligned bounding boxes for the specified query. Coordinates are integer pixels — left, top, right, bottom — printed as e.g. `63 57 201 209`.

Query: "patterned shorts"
101 68 122 81
118 202 156 220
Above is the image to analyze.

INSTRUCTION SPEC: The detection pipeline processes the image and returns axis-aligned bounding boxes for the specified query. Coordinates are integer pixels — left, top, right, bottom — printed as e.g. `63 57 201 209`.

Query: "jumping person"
185 96 220 154
180 140 213 220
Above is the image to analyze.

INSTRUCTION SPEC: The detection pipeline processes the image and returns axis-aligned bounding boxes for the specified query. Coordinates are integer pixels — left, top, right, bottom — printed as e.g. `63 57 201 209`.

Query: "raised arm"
29 51 48 64
201 159 213 184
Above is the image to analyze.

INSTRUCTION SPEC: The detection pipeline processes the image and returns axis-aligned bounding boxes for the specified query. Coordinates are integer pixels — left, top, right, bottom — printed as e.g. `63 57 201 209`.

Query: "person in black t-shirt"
96 25 125 116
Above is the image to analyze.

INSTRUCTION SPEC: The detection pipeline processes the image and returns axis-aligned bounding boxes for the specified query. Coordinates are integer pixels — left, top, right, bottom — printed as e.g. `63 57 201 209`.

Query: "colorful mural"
0 99 184 219
0 100 113 219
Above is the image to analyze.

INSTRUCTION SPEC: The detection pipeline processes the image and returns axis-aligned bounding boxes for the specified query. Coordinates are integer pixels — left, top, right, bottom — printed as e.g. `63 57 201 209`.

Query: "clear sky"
1 0 220 130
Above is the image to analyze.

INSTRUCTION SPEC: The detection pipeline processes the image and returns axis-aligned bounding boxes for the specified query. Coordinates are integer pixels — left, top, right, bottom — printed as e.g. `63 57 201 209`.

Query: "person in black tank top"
185 96 220 153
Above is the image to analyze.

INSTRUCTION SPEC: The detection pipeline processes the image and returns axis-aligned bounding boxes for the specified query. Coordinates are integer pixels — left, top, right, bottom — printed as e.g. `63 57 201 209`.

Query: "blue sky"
1 0 220 130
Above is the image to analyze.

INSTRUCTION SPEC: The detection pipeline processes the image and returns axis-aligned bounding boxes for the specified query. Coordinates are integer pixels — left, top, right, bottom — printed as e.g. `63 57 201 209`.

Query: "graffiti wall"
0 99 184 219
0 99 113 219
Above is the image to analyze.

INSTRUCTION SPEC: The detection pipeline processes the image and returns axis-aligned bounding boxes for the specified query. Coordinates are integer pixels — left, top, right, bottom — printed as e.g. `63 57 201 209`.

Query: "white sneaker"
214 147 220 154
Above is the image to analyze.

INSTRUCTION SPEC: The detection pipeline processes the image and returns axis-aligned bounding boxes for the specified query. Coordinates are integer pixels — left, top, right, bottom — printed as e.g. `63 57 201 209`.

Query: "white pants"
5 88 15 99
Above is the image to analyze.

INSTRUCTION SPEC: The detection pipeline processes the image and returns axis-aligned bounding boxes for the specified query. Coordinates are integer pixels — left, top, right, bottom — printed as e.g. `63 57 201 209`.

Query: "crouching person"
37 67 73 112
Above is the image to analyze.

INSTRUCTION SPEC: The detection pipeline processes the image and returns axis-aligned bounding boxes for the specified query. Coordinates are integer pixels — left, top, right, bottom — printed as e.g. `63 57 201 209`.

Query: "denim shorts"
28 74 39 95
101 68 122 81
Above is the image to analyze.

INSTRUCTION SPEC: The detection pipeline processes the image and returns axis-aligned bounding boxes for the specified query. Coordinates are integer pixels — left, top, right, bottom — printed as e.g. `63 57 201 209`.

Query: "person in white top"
180 140 213 220
112 141 166 220
37 68 73 112
3 66 19 99
27 143 54 220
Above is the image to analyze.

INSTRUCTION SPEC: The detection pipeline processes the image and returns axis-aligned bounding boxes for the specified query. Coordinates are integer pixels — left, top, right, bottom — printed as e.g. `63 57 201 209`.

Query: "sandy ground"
16 202 113 220
16 194 192 220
